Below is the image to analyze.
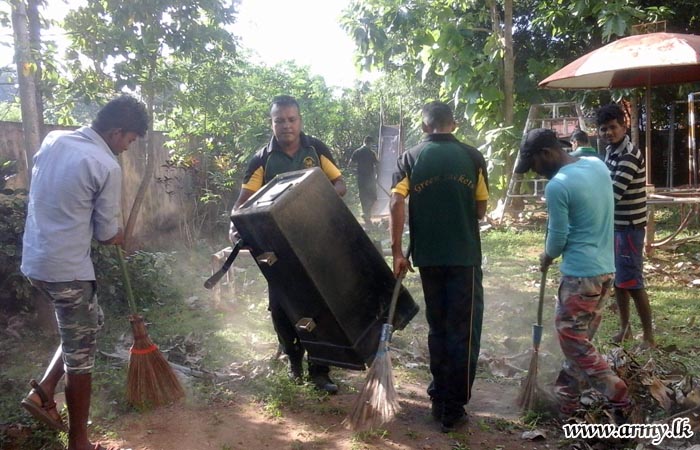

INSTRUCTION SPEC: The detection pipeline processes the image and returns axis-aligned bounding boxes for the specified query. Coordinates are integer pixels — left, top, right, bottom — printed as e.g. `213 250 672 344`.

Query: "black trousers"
268 284 329 376
357 177 377 220
419 266 483 409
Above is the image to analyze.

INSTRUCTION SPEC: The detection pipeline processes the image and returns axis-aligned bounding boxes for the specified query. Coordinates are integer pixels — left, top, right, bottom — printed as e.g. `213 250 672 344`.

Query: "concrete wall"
0 121 189 245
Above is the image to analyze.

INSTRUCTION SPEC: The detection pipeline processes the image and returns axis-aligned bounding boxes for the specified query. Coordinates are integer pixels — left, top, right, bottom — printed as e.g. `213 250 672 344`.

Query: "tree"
25 0 43 130
164 56 382 237
342 0 675 195
9 0 41 187
62 0 238 248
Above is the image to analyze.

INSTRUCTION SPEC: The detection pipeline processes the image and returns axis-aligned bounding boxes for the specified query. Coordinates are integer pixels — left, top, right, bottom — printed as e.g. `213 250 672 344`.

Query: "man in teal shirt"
390 101 488 432
515 128 630 421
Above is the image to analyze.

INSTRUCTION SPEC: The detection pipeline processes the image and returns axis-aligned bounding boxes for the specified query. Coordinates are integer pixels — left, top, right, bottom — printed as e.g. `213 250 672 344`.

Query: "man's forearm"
233 188 256 211
332 176 347 197
389 193 406 256
99 227 124 246
476 200 487 220
229 188 255 243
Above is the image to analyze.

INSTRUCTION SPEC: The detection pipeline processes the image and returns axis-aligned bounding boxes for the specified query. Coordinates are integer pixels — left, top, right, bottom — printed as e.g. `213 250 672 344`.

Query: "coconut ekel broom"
116 247 185 408
517 266 548 411
345 271 406 430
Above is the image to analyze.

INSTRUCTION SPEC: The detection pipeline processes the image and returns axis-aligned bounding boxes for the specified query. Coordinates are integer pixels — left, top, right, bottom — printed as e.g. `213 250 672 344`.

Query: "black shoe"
310 373 338 394
441 407 467 433
288 359 303 384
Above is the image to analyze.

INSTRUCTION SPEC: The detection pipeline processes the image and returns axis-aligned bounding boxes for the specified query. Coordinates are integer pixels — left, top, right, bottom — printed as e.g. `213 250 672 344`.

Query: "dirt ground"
98 378 549 450
6 223 700 449
0 229 572 449
91 253 559 450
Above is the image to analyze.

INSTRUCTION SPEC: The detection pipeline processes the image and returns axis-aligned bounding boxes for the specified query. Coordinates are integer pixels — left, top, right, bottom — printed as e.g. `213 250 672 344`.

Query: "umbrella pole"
690 92 699 188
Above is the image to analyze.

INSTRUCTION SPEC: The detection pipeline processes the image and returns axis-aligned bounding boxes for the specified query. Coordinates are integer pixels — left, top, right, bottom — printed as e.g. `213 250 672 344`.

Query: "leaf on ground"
649 378 673 411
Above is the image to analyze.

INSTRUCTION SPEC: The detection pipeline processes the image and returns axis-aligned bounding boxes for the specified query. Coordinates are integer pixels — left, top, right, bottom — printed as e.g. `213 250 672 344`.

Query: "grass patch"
350 427 389 443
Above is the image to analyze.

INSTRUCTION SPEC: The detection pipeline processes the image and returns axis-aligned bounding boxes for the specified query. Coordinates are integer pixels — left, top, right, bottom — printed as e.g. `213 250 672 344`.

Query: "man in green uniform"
570 130 601 159
390 101 488 432
230 95 346 394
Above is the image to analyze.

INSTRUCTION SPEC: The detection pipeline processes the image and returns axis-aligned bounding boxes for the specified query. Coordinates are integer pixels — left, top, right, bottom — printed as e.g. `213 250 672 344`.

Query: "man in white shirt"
21 94 148 450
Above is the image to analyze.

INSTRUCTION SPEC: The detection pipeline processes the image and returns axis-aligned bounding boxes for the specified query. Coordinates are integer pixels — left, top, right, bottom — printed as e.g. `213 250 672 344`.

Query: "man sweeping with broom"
21 95 149 450
514 128 630 422
390 101 488 433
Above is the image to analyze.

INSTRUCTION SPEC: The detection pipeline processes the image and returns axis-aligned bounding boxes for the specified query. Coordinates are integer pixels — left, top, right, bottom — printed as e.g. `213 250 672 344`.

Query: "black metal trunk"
232 168 418 370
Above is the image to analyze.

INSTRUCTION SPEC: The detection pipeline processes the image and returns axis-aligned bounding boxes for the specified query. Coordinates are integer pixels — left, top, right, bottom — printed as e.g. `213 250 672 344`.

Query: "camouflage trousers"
554 274 629 415
29 279 104 375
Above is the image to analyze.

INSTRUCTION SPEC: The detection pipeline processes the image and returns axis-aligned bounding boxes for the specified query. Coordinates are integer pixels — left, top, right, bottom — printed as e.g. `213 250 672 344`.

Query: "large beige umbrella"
539 32 700 185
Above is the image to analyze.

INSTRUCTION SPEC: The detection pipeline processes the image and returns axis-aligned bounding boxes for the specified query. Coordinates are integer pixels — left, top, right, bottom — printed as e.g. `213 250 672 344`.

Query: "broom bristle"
126 315 185 408
344 344 400 431
517 349 539 411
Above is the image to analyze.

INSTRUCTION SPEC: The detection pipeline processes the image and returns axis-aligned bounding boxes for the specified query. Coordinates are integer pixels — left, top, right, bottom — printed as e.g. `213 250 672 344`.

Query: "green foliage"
0 426 65 450
7 0 700 232
163 58 413 235
0 157 17 190
0 158 31 312
351 427 389 443
54 0 238 132
478 125 520 193
0 99 21 122
0 189 182 317
342 0 679 199
63 0 236 91
91 245 179 315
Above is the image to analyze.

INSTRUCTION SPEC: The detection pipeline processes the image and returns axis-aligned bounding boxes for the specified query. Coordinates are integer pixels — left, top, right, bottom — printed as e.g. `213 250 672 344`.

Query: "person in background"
349 135 379 226
570 130 601 159
390 101 488 433
229 95 346 394
514 128 630 421
596 103 654 348
21 94 149 450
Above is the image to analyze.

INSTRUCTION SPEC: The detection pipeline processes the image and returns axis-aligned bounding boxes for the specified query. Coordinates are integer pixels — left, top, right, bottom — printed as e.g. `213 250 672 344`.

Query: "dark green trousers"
420 266 483 410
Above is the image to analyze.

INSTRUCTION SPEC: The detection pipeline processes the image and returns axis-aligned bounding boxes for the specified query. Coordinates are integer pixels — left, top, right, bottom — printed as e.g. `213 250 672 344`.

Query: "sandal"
20 379 67 432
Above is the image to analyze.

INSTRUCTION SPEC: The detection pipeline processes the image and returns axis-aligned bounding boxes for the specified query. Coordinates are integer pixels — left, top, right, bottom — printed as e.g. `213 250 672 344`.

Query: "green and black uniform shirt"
242 133 342 192
391 134 489 267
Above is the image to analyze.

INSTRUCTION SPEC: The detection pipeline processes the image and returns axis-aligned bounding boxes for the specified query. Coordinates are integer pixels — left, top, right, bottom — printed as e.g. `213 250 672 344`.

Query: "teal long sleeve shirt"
545 157 615 277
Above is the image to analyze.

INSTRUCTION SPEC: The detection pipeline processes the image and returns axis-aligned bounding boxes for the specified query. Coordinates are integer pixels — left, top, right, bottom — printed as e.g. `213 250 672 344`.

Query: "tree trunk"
123 85 156 250
503 0 514 128
27 0 44 135
11 0 42 187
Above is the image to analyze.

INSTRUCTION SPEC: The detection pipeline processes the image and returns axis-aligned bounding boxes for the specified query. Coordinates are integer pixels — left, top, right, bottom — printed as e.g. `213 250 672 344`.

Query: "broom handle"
536 266 548 327
386 271 406 326
537 219 549 327
115 246 138 315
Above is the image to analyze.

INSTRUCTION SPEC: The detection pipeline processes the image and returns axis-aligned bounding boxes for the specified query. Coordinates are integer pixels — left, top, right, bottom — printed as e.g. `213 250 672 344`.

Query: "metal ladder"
499 102 590 221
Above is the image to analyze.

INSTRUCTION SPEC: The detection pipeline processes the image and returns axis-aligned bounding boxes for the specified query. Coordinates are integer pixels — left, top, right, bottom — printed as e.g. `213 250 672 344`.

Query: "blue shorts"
614 227 645 290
